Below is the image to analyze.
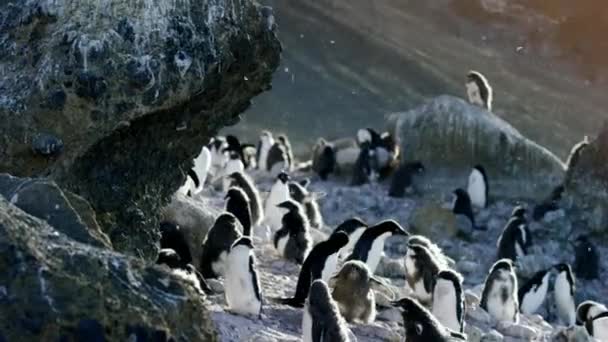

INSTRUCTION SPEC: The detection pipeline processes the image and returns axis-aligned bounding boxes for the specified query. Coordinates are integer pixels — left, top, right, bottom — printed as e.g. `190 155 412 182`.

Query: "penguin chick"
480 259 519 323
467 165 489 209
554 263 576 326
466 70 493 111
225 187 252 236
518 268 551 315
312 138 336 180
388 161 425 198
496 217 529 262
392 297 467 341
408 235 454 269
280 232 349 308
199 213 242 278
573 235 600 280
228 171 264 226
256 131 275 172
266 142 289 175
159 221 192 266
157 249 212 294
303 280 351 342
346 219 409 274
404 244 442 305
289 179 324 229
431 270 466 333
264 171 292 231
225 237 263 317
273 200 312 264
577 300 608 325
449 189 486 230
331 260 382 323
332 217 368 259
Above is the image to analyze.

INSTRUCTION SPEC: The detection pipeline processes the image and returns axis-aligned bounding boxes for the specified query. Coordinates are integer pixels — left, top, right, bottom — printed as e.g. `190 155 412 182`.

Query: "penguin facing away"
496 217 529 262
265 171 292 232
480 259 519 323
466 70 493 111
289 179 324 229
467 165 489 209
224 237 263 317
449 188 486 230
518 268 551 315
199 213 242 279
554 263 576 326
228 171 264 227
331 260 384 323
277 135 294 171
266 142 289 175
256 131 275 172
279 232 349 308
273 200 312 265
225 187 252 236
332 217 368 259
159 221 192 266
511 205 527 220
577 300 608 325
346 219 409 274
156 248 213 295
404 244 442 305
388 161 425 198
573 235 600 280
431 269 466 333
312 138 336 180
351 142 377 186
392 297 467 342
302 280 351 342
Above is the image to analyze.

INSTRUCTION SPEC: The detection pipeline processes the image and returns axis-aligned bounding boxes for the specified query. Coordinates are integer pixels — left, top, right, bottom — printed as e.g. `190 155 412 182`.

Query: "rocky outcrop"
388 95 565 200
0 196 218 341
0 0 281 259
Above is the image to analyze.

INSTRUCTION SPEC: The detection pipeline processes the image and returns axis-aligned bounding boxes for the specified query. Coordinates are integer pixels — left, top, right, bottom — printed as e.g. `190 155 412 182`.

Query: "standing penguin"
496 217 529 262
577 300 608 325
177 146 211 197
159 221 192 266
346 220 409 274
518 269 551 315
466 70 493 111
156 248 212 294
388 161 425 198
208 136 228 177
357 128 383 147
554 263 576 326
225 187 252 236
311 138 336 180
448 189 486 230
289 179 324 229
404 244 442 305
351 143 377 186
224 237 263 317
431 270 465 333
331 260 384 323
279 232 349 307
273 200 312 264
302 280 351 342
332 217 368 259
407 235 454 269
256 131 275 172
265 172 292 231
199 213 242 279
467 165 489 209
177 168 201 197
220 151 245 192
225 135 257 170
266 141 289 176
228 172 264 227
586 314 608 342
573 235 600 280
480 259 519 323
392 297 467 342
277 135 294 171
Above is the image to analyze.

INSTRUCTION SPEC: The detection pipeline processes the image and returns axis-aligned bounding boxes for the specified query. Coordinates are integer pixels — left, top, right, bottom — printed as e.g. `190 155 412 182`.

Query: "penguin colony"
160 75 604 341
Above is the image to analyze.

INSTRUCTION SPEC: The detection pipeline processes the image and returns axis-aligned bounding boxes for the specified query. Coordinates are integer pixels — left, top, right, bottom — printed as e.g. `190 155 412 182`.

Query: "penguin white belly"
466 82 484 107
375 147 390 169
211 251 228 277
225 249 261 316
321 253 339 283
177 176 194 196
366 234 390 274
277 235 288 256
192 147 211 193
487 282 517 322
554 275 576 326
467 170 486 209
412 279 432 304
520 281 549 315
336 147 360 167
340 228 365 259
591 318 608 341
222 160 245 192
302 309 313 342
432 283 459 332
264 185 290 231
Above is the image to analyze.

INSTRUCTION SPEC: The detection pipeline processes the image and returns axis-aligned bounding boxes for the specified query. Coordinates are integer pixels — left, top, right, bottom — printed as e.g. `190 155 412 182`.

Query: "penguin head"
511 205 527 219
391 297 434 337
334 217 368 235
260 131 273 145
490 259 514 278
157 248 183 269
228 171 244 183
225 187 249 203
276 200 300 212
577 300 608 325
553 263 575 286
404 244 436 278
308 279 334 309
232 236 254 250
277 171 291 184
209 136 227 151
375 219 409 237
226 135 241 150
328 231 350 249
357 128 373 145
277 135 290 147
214 212 240 228
288 181 309 203
334 260 372 284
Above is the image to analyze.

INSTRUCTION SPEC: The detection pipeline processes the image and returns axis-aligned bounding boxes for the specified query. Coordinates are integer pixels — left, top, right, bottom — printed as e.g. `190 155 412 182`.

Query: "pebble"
496 321 539 340
481 329 504 342
468 306 493 325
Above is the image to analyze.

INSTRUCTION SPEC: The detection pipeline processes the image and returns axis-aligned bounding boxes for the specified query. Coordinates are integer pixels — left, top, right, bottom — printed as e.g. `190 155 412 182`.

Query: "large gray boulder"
0 196 218 341
388 95 565 200
0 0 281 259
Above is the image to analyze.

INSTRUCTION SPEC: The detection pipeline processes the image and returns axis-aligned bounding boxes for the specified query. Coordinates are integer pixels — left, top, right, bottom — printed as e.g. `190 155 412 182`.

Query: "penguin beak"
395 229 410 237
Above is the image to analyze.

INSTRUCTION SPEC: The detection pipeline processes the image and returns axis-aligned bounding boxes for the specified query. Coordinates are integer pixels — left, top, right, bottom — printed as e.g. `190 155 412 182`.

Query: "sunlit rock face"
0 0 281 259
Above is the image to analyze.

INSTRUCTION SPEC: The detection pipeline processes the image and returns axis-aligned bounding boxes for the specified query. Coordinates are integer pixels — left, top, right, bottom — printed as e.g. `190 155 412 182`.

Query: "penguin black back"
306 280 351 342
266 142 288 172
351 143 375 186
392 297 465 341
347 220 408 263
159 221 192 265
496 217 528 262
277 135 293 169
225 187 252 236
200 213 242 278
289 180 323 229
313 141 336 181
274 200 311 265
451 188 483 230
333 217 368 235
228 171 263 226
388 161 425 198
517 268 550 305
574 235 600 280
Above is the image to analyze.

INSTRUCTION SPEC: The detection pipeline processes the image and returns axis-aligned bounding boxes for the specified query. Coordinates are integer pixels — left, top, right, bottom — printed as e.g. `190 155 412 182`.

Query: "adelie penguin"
266 139 290 175
332 217 368 259
177 146 211 197
404 244 442 305
221 151 245 192
264 172 292 232
577 300 608 340
302 280 351 342
225 187 252 236
481 259 519 323
228 172 264 227
156 248 212 294
388 161 425 198
224 237 263 317
159 221 192 266
446 188 486 230
392 297 467 342
311 137 360 180
467 165 489 209
199 213 243 279
346 219 409 274
466 70 493 112
225 134 257 170
554 263 576 326
431 270 466 333
279 232 349 308
273 200 312 264
351 141 377 186
496 216 529 262
289 179 324 229
573 235 600 280
518 268 551 315
208 136 228 176
311 138 336 180
256 131 275 172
